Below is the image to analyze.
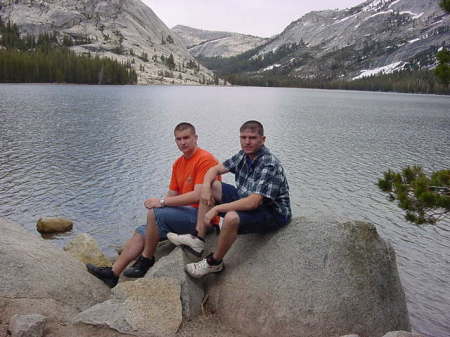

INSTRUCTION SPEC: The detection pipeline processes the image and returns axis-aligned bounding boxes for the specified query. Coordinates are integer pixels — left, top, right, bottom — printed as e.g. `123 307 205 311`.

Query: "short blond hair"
174 122 196 135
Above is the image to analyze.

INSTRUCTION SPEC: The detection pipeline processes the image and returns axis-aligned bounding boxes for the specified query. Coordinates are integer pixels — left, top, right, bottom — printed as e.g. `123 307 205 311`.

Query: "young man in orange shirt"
87 122 219 287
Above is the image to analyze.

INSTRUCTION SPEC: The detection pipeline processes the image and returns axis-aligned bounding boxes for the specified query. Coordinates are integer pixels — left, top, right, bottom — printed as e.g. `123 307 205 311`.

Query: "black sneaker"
123 255 155 278
86 264 119 288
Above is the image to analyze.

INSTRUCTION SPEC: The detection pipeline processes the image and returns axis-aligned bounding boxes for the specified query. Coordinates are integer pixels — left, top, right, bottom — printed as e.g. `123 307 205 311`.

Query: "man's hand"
204 207 219 225
144 198 162 209
200 186 214 206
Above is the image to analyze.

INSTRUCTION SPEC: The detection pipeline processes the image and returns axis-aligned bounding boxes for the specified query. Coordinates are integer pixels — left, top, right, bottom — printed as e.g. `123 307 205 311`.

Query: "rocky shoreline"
0 216 427 337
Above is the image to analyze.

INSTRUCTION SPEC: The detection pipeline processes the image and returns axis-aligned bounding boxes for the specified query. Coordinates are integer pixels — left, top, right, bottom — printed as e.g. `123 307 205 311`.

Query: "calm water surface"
0 84 449 336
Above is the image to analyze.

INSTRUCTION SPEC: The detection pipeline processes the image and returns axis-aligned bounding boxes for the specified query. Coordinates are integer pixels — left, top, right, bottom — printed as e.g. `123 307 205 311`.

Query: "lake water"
0 84 449 336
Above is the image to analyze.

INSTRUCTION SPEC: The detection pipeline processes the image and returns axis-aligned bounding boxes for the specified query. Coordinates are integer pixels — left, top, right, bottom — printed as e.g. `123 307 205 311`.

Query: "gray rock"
172 25 268 58
64 233 112 267
206 217 410 337
146 247 205 320
36 217 73 234
74 277 182 337
383 331 424 337
0 217 110 319
155 239 177 261
8 314 47 337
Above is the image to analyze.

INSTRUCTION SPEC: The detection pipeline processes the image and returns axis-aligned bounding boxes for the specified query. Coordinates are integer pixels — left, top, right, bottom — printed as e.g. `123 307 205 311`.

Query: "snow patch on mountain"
366 10 394 20
353 61 406 79
263 64 281 71
388 0 401 8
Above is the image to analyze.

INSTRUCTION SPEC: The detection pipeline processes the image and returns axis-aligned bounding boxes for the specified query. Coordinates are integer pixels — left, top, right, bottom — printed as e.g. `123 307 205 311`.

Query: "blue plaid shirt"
223 145 291 220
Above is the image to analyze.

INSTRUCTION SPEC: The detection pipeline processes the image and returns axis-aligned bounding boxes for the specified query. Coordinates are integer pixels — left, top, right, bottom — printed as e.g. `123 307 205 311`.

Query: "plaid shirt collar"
244 145 267 166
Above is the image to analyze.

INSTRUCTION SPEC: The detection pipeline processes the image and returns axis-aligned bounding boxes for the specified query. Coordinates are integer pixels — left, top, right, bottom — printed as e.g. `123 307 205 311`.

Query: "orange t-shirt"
169 147 219 208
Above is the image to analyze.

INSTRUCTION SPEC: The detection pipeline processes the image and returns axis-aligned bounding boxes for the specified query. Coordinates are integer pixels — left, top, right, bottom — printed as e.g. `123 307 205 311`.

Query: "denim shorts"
219 183 289 234
135 206 197 240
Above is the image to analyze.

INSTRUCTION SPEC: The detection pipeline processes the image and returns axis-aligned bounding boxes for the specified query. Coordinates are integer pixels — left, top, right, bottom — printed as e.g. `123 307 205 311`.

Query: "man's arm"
204 194 263 224
163 184 202 206
144 185 202 209
200 163 229 205
165 190 178 197
217 194 263 212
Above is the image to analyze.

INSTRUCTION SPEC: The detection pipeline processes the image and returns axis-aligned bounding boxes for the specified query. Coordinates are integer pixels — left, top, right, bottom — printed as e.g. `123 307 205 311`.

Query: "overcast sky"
143 0 365 37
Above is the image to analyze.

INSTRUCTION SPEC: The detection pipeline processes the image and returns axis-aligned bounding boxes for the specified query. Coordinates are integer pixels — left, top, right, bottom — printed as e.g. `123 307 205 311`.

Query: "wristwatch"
160 198 165 207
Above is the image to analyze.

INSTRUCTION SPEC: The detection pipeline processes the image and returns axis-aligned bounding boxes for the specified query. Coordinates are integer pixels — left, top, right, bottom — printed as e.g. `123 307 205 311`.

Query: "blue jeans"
135 206 197 240
219 183 290 234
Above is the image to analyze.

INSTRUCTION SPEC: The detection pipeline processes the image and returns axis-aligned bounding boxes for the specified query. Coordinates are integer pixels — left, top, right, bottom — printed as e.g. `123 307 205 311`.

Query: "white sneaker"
185 257 224 278
167 233 205 257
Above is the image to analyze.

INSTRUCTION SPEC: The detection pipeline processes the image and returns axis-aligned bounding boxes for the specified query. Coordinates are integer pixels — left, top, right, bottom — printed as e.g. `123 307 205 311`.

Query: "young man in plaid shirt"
167 120 291 277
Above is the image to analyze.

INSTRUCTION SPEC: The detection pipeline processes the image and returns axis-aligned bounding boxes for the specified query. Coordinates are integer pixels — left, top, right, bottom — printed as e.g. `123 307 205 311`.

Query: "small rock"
36 217 73 234
64 233 112 267
383 331 424 337
340 335 360 337
74 277 182 337
8 314 46 337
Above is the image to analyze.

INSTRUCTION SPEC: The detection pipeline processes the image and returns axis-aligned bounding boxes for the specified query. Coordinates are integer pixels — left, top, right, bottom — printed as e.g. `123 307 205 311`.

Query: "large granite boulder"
206 217 410 337
0 217 110 322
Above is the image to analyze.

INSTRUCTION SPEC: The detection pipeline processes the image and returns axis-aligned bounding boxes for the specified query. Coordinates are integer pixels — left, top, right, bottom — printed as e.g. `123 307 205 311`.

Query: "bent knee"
223 211 240 226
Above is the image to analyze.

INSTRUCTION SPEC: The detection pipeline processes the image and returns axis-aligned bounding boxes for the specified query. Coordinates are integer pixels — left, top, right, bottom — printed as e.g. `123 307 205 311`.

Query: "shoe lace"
194 259 209 271
131 255 154 269
96 266 112 272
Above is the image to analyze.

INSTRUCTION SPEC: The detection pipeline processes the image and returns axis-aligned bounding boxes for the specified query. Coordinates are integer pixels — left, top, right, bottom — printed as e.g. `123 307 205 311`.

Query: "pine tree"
435 49 450 86
434 1 450 87
440 0 450 12
166 35 174 44
378 167 450 224
166 53 175 70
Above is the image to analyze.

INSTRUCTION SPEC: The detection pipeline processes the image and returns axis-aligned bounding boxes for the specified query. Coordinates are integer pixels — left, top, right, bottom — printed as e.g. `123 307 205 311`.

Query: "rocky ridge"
192 0 449 81
172 25 268 58
0 0 223 85
258 0 449 79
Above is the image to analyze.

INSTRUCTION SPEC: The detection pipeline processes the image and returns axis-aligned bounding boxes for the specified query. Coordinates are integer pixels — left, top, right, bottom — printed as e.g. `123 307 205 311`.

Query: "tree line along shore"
0 19 137 85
